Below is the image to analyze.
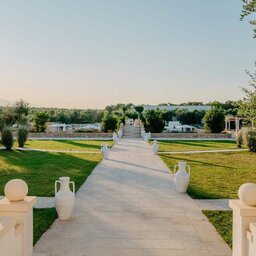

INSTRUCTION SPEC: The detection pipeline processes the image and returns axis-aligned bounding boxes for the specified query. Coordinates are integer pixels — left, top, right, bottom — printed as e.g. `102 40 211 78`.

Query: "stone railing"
0 196 36 256
151 132 232 139
229 185 256 256
28 132 112 139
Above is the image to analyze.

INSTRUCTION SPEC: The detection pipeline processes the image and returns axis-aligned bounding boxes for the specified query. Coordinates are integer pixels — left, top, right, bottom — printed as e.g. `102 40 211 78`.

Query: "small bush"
17 126 29 147
246 129 256 152
236 130 243 148
1 126 14 150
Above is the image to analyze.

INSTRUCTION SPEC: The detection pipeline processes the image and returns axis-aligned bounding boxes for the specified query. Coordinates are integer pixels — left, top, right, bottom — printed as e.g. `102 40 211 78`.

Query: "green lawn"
160 151 256 199
204 210 232 248
33 208 57 245
153 140 238 152
0 150 101 196
13 139 114 151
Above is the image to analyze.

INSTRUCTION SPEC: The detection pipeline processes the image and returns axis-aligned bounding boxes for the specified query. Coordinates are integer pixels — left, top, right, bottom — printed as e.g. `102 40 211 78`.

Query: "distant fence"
151 133 232 139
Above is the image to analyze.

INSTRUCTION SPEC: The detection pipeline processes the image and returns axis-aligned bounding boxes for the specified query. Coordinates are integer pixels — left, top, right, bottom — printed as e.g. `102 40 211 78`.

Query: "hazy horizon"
1 0 255 109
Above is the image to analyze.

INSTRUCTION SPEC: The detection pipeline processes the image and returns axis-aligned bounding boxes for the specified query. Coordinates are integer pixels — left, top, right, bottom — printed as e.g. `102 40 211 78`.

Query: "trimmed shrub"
1 126 14 150
17 126 29 147
246 129 256 152
236 129 243 148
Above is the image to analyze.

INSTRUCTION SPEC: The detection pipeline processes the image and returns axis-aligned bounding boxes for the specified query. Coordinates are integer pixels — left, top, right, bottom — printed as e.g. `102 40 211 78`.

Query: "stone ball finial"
238 183 256 206
4 179 28 202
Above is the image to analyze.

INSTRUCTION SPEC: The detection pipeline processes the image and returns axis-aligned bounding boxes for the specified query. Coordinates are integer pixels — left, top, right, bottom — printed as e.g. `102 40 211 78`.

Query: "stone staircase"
123 125 141 138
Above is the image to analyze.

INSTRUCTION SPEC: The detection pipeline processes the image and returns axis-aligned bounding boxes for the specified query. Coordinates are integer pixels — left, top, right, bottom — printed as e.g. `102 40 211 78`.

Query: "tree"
241 0 256 37
14 99 29 125
239 64 256 128
134 105 144 119
161 110 174 123
204 108 225 133
144 109 165 133
101 112 117 132
34 111 49 132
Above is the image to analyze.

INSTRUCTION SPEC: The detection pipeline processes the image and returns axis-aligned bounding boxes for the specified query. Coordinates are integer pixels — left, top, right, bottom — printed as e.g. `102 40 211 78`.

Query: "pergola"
225 115 245 133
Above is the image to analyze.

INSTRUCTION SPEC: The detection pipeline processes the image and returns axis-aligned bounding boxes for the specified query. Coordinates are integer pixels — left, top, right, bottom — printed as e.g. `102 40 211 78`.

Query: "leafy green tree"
241 0 256 37
239 64 256 127
204 108 225 133
144 109 165 133
14 99 29 125
134 105 144 119
175 109 205 125
101 112 117 132
161 110 175 122
34 111 49 132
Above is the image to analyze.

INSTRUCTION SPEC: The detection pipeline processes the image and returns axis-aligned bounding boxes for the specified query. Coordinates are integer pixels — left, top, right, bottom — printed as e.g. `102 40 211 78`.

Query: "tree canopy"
241 0 256 37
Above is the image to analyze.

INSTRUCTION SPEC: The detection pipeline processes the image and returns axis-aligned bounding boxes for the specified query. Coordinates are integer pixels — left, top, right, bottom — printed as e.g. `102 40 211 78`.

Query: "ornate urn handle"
55 180 61 195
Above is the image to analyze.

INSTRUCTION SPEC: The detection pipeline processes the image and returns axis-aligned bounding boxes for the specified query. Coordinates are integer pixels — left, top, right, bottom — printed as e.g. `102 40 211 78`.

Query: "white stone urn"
152 140 159 155
238 183 256 206
101 143 110 159
113 132 118 144
55 177 75 220
118 129 123 138
4 179 28 202
144 132 150 142
174 162 190 193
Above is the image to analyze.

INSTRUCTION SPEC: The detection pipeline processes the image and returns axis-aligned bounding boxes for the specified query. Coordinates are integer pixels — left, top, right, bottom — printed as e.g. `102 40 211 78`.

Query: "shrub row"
1 126 28 150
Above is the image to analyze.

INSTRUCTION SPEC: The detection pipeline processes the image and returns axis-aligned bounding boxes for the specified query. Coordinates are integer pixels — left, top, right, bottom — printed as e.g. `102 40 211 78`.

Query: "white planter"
152 140 159 155
118 129 123 138
113 132 118 144
101 143 110 159
174 162 190 193
55 177 75 220
144 133 150 142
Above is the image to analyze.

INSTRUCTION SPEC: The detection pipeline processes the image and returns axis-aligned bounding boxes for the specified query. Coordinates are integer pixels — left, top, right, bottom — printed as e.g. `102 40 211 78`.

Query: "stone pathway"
34 138 231 256
194 199 231 211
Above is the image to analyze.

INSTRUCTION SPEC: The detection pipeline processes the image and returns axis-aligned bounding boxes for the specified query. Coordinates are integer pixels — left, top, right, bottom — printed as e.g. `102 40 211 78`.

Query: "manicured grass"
153 140 238 152
14 140 114 151
0 150 101 196
33 208 57 245
203 210 232 248
160 151 256 199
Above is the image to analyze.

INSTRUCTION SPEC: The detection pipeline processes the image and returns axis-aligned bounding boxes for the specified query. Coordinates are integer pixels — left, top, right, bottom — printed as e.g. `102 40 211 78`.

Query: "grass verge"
33 208 57 245
154 140 238 152
14 139 114 151
203 210 232 248
160 151 256 199
0 150 101 196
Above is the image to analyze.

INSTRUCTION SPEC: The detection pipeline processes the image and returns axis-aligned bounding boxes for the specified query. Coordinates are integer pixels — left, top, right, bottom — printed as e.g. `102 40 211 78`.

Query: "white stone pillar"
0 196 36 256
0 217 17 256
229 200 256 256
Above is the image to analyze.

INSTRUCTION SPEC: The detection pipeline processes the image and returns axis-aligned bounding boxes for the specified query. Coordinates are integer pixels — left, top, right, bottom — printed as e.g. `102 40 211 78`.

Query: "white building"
165 121 197 133
143 105 211 112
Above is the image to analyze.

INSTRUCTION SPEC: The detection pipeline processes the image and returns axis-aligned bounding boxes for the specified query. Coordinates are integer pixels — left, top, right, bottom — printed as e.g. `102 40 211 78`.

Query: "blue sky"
0 0 255 108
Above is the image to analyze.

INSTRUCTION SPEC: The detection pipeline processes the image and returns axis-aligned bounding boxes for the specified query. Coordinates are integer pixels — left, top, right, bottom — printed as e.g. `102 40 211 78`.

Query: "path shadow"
161 154 238 169
108 159 170 174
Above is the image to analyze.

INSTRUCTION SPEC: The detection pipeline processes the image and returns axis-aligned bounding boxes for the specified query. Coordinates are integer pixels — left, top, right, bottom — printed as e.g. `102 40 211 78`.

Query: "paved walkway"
34 138 231 256
194 199 231 211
